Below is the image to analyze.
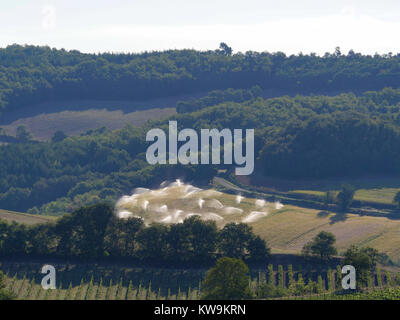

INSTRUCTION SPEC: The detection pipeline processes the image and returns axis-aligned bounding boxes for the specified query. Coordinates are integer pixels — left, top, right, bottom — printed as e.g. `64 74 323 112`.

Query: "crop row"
1 262 399 300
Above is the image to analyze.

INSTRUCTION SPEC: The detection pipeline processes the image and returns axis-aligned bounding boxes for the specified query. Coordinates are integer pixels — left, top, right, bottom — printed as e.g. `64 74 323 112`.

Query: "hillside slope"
0 209 56 225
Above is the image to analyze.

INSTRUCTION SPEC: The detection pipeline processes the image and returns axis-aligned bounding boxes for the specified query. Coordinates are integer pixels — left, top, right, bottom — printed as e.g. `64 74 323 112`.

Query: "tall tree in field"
201 257 252 300
302 231 337 261
336 184 355 211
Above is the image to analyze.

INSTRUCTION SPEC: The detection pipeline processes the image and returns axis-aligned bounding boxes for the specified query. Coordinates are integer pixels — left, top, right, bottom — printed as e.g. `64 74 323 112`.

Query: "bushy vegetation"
292 287 400 300
0 270 14 300
343 246 380 288
201 257 252 300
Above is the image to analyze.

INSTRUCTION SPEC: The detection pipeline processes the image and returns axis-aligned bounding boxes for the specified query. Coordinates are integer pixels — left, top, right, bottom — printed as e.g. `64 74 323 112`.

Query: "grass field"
0 107 176 141
0 209 56 225
247 205 400 263
0 96 189 140
290 188 400 205
239 175 400 205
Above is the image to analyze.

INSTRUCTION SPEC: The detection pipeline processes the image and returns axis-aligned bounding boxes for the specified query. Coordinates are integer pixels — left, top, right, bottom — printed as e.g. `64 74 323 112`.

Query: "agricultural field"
240 175 400 205
1 261 205 300
183 180 400 264
248 205 400 264
0 103 176 141
1 261 399 300
290 188 400 205
0 209 56 225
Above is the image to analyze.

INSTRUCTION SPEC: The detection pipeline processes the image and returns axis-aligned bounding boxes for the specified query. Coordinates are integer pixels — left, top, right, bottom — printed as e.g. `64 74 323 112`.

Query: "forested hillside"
170 87 400 178
1 87 400 214
1 44 400 116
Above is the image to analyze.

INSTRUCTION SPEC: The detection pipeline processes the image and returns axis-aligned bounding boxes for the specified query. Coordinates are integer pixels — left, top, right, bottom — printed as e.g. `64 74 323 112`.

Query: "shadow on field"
316 210 348 224
329 212 348 224
317 210 330 218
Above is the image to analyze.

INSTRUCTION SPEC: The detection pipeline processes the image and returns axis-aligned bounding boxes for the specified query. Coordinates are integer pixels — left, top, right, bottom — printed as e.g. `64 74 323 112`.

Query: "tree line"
0 203 270 265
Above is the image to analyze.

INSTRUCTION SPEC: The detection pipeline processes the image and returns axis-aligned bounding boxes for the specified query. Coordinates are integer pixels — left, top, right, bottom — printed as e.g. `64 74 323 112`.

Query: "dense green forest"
1 45 400 215
1 44 400 117
176 85 263 113
1 87 400 214
0 203 269 264
172 87 400 178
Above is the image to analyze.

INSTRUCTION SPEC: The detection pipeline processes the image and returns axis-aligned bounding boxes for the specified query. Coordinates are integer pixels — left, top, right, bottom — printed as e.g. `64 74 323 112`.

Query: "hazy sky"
1 0 400 55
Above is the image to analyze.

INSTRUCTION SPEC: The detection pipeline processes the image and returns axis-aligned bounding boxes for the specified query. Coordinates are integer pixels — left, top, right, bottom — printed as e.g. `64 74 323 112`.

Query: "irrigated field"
116 180 400 264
